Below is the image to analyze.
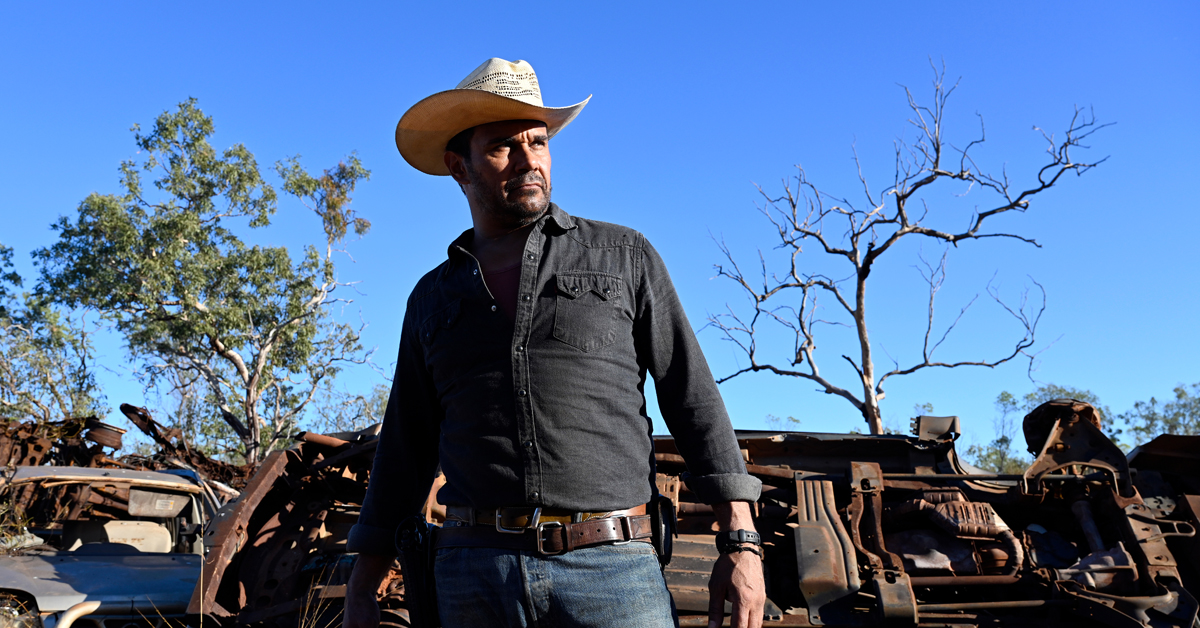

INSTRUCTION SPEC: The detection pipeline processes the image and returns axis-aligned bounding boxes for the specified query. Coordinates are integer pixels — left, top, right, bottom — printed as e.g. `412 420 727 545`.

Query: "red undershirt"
483 262 522 323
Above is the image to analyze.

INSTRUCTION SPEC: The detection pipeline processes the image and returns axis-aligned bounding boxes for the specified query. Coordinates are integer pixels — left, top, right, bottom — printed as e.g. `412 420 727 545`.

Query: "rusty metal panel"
793 478 858 625
871 570 917 624
187 449 289 616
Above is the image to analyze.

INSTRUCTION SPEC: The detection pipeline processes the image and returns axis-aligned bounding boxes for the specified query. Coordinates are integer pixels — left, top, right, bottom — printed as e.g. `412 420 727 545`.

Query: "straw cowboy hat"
395 58 591 176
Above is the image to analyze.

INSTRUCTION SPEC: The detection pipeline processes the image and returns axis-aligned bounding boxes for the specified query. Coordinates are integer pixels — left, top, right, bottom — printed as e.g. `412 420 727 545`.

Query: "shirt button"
530 491 540 500
472 269 478 276
522 294 531 302
527 254 535 260
523 440 533 449
491 305 497 312
518 389 528 397
515 345 524 352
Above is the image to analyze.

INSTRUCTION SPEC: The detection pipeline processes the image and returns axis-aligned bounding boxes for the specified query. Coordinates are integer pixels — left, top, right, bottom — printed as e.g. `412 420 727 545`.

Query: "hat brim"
396 89 591 176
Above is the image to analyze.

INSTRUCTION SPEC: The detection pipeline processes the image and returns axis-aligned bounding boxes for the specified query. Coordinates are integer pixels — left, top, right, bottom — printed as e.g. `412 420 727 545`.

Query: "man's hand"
708 502 766 628
344 553 393 628
708 548 765 628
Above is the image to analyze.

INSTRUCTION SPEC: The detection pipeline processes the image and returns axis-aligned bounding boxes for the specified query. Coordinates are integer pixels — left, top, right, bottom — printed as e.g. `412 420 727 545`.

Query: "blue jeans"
434 542 677 627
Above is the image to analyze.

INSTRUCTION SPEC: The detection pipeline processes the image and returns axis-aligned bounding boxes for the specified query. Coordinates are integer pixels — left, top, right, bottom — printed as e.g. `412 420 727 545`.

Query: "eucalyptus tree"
1120 383 1200 446
35 99 371 463
0 243 104 424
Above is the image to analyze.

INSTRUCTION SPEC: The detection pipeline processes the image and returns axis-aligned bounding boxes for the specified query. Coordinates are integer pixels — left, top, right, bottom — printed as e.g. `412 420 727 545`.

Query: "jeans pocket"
434 546 466 563
552 272 623 352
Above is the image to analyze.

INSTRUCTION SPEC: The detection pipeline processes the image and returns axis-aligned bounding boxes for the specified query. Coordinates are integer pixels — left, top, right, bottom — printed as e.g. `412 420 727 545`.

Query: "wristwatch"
715 529 762 554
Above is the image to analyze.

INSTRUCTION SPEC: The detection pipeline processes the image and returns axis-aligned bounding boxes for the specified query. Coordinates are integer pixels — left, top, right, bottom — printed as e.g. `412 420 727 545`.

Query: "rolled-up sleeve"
348 293 443 556
634 238 761 504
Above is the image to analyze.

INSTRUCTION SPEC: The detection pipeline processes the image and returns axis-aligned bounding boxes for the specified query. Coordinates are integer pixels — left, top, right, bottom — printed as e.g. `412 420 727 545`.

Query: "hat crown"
454 58 544 107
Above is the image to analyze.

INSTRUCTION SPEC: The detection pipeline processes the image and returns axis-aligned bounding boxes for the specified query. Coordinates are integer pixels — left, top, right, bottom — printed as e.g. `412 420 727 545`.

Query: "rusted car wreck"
192 399 1200 628
0 408 246 628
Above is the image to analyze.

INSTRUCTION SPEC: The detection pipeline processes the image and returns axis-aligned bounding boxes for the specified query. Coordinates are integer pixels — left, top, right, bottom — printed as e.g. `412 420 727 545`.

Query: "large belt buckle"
496 507 540 534
535 521 565 556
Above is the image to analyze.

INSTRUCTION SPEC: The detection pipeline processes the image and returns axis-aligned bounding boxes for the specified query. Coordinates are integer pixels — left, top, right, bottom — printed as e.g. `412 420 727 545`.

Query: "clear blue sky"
2 1 1197 447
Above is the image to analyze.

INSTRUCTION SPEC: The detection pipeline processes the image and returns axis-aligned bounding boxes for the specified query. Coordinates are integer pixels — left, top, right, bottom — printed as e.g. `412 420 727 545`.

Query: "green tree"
1119 383 1200 446
0 243 104 423
0 244 21 318
307 381 390 435
34 99 371 464
964 392 1026 474
764 414 800 431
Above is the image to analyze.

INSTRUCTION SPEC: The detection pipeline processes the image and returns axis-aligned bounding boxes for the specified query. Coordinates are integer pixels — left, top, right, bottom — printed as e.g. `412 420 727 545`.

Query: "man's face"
454 120 552 228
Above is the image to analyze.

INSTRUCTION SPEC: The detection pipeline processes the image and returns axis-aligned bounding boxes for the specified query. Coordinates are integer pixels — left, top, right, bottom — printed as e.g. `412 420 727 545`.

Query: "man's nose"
512 144 540 172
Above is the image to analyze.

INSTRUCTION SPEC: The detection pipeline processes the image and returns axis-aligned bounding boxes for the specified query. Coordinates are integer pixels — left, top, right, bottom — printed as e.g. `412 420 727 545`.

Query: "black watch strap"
723 545 763 558
715 529 762 553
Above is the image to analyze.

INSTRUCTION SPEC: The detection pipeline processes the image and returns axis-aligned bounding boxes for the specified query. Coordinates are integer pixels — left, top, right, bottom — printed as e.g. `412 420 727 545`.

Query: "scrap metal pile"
188 424 409 627
193 398 1200 628
115 404 251 494
657 400 1200 627
0 404 250 496
6 398 1195 627
1 414 134 471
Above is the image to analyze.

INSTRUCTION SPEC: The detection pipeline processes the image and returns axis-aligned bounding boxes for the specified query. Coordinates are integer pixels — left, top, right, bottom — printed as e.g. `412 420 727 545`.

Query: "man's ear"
445 151 471 187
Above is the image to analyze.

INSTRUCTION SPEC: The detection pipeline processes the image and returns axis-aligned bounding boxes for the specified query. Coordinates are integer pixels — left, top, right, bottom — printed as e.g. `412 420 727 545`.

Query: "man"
345 58 765 628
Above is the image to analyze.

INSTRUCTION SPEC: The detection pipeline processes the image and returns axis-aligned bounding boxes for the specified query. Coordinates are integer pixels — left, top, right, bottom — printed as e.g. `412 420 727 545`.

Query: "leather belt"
437 513 653 556
445 504 647 529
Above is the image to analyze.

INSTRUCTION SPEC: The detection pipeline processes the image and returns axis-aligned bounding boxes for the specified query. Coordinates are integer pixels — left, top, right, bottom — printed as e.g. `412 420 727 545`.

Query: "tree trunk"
861 396 883 435
243 395 260 466
855 269 884 434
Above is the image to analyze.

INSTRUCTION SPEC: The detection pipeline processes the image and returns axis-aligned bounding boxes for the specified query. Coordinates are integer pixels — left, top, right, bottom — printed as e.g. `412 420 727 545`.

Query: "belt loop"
564 522 576 552
469 508 476 527
612 516 634 545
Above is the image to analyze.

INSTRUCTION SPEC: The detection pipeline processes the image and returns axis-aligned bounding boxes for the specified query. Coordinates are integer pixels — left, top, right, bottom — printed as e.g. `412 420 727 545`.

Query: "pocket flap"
555 273 622 301
420 299 461 343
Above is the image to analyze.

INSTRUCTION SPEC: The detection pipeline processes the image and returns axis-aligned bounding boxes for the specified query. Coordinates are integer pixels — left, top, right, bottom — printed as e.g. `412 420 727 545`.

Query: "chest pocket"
420 299 462 347
552 272 624 353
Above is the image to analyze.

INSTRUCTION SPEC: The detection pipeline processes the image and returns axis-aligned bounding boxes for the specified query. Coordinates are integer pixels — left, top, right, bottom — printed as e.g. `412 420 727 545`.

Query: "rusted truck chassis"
192 401 1200 627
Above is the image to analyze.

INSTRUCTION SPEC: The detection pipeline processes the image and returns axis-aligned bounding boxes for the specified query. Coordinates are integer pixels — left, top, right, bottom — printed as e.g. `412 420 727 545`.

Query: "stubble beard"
468 163 552 228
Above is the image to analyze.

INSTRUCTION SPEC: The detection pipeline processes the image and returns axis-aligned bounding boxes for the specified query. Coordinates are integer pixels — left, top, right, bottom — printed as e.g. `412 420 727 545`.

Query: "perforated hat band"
456 66 544 107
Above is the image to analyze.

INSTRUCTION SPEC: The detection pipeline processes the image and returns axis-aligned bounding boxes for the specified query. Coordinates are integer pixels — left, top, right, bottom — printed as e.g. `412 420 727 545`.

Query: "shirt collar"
446 203 577 261
448 228 474 260
543 203 576 231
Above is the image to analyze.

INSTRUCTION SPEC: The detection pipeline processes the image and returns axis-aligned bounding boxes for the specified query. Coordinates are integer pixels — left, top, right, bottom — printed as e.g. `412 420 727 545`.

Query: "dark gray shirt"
348 204 760 556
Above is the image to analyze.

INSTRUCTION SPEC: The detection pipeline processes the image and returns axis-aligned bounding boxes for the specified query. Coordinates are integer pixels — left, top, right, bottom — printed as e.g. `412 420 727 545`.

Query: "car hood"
0 553 201 613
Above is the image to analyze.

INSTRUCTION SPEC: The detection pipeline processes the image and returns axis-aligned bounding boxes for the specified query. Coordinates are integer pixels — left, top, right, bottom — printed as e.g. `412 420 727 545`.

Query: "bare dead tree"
707 63 1108 434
